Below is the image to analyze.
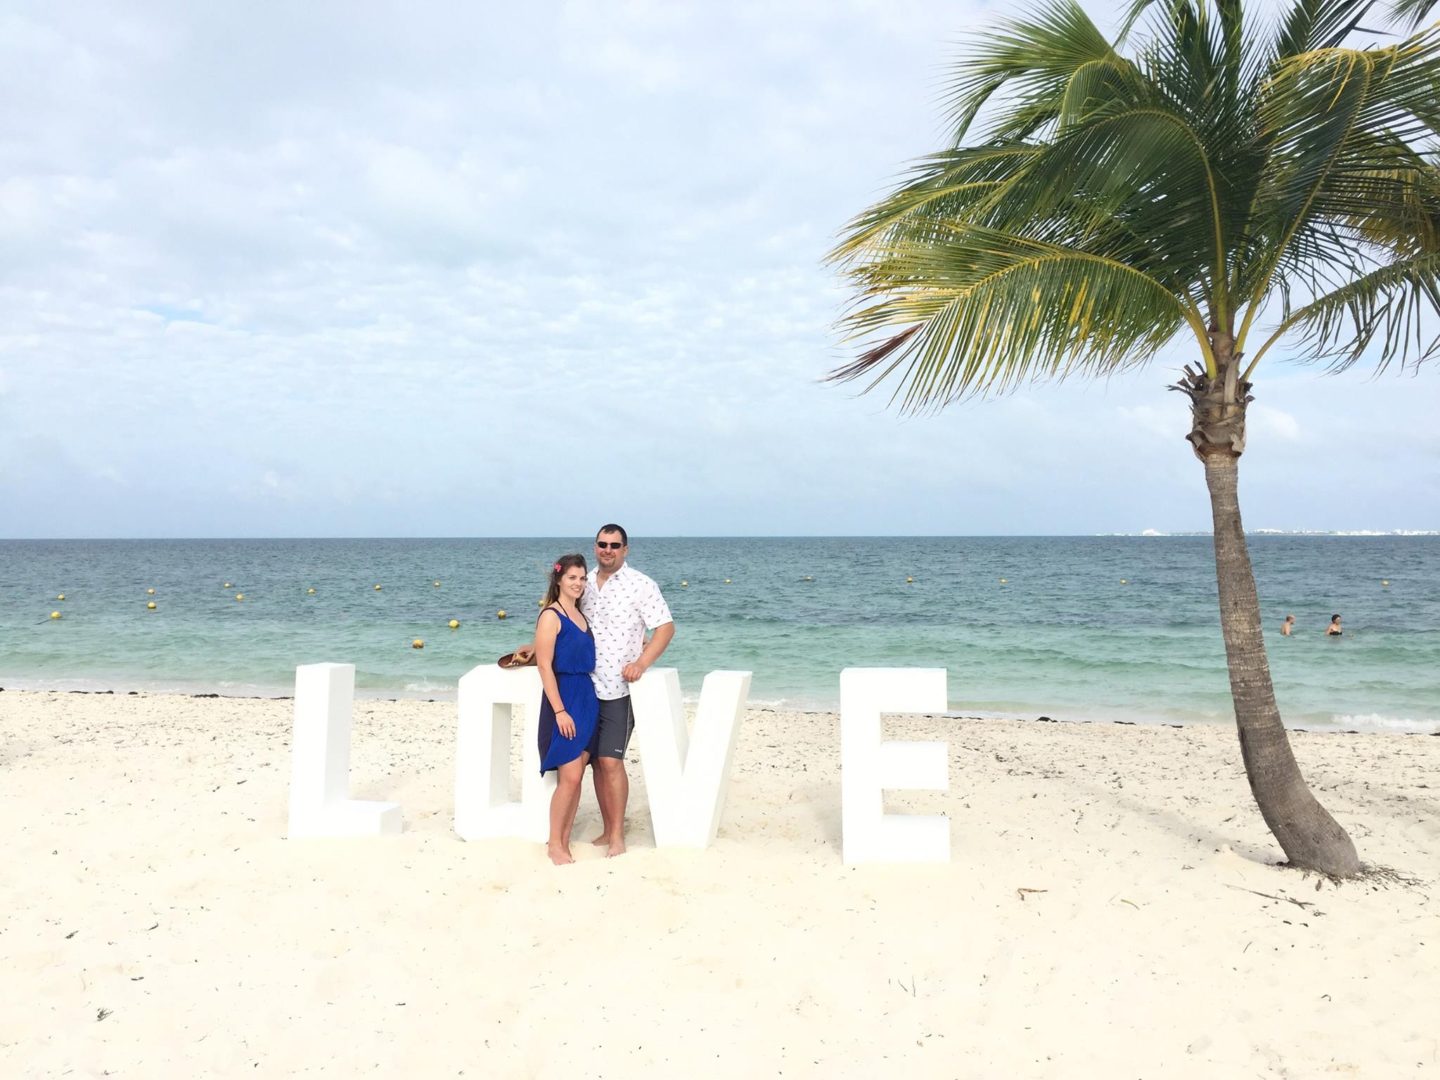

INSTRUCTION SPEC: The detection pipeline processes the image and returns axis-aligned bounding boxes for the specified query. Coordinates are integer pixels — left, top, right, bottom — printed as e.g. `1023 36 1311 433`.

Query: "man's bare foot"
591 832 624 855
547 844 574 865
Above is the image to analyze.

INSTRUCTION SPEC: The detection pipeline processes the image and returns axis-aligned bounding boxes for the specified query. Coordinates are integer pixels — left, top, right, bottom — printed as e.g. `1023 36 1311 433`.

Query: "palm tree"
829 0 1440 877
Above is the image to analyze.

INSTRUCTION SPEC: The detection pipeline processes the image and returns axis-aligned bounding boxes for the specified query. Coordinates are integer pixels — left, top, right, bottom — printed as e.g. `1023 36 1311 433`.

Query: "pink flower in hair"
553 562 563 573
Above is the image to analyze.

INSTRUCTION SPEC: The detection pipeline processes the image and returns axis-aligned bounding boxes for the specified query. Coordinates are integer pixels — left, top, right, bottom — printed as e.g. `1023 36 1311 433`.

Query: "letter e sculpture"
839 667 950 864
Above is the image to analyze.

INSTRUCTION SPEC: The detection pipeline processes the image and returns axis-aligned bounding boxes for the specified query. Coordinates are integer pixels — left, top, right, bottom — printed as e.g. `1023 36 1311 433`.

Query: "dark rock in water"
192 692 220 699
128 691 138 695
1037 715 1055 723
101 690 113 694
1114 720 1136 725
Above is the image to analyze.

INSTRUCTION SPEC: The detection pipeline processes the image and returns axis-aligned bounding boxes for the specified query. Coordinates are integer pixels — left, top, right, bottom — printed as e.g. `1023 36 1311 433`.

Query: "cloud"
1248 404 1303 444
0 1 1436 538
1116 402 1185 442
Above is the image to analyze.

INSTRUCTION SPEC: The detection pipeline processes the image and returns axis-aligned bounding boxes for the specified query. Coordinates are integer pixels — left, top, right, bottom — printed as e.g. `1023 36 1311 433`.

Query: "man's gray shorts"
589 695 635 760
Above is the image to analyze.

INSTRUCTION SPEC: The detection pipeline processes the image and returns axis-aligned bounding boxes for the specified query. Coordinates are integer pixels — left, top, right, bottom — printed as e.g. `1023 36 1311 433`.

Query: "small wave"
1310 713 1440 735
0 675 294 698
738 696 840 713
0 675 134 694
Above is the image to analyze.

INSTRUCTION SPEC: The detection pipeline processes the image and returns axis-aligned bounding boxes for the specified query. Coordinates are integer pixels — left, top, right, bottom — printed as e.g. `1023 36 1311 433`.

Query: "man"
518 524 674 856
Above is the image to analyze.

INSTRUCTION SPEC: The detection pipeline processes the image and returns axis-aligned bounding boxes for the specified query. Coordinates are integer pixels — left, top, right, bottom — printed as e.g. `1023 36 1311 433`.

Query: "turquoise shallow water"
1 536 1436 732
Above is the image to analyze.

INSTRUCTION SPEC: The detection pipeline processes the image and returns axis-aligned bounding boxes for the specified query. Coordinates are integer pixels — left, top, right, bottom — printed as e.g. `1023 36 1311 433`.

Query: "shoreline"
4 681 1439 737
2 689 1436 1075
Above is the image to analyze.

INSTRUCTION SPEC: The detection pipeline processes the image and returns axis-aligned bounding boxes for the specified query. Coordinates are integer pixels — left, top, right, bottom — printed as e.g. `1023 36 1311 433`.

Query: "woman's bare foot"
590 834 608 846
547 844 574 865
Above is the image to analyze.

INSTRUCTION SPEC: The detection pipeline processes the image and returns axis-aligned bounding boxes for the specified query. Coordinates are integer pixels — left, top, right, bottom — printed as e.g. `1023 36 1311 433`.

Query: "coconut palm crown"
829 0 1440 876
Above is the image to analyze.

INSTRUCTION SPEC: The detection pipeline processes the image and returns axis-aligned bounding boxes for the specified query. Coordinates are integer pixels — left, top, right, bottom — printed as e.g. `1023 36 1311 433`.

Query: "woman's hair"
1331 613 1341 622
542 553 588 608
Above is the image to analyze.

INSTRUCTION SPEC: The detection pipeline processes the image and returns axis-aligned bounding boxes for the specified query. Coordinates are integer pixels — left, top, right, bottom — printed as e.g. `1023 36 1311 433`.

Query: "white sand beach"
2 688 1437 1078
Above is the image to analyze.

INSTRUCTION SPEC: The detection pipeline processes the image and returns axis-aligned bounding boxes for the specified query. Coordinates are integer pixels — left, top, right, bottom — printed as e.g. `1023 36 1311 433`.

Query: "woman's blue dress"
536 606 599 774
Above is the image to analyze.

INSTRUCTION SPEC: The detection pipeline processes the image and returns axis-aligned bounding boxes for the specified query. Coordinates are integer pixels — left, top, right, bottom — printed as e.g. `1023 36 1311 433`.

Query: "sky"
1 0 1436 539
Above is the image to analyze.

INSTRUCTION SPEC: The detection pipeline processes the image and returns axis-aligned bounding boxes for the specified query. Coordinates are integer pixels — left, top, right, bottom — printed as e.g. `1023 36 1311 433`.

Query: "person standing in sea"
534 554 600 866
516 523 675 857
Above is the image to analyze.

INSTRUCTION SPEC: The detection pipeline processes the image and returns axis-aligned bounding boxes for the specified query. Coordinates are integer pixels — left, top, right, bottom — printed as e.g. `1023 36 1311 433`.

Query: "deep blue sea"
1 537 1436 733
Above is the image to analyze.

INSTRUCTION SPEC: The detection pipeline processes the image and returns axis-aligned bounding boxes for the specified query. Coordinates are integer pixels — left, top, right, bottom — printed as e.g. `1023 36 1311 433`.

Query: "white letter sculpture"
630 668 751 848
454 664 555 841
287 663 402 837
839 668 950 864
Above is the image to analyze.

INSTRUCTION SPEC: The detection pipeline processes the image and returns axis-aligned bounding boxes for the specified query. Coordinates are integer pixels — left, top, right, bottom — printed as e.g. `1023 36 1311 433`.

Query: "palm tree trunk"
1178 355 1361 877
1202 452 1359 875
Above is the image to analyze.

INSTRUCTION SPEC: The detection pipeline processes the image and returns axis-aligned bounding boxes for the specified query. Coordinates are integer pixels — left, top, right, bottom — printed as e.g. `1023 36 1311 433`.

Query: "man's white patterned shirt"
581 563 673 701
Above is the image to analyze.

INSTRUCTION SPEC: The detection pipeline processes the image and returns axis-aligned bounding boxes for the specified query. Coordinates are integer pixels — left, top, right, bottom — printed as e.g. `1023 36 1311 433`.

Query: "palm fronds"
831 0 1440 407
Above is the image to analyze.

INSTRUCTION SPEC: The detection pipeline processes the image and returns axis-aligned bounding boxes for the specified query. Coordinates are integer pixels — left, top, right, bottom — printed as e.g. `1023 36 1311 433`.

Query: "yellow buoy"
374 584 382 591
433 581 441 587
56 593 65 601
724 578 732 584
50 611 61 620
235 593 244 601
448 619 460 629
497 610 507 619
906 576 914 584
1120 578 1128 585
999 577 1008 584
681 580 689 587
223 582 232 589
307 587 316 594
146 601 156 610
803 575 813 581
412 638 425 649
1382 579 1390 586
147 588 155 595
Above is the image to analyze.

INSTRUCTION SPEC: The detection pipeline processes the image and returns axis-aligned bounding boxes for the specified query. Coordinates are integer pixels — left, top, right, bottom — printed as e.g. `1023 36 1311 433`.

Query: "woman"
535 554 600 865
1326 613 1343 637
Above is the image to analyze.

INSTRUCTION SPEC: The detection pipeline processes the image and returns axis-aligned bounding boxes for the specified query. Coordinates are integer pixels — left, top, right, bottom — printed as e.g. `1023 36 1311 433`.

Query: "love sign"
288 663 953 864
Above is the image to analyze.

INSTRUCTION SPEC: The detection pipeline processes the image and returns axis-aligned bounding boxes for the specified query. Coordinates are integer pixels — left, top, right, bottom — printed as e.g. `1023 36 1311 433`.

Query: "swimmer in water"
1281 614 1295 636
1326 614 1343 637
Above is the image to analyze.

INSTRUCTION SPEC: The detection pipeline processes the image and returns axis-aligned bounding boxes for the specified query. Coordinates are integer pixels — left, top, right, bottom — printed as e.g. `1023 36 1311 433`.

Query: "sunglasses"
595 541 625 550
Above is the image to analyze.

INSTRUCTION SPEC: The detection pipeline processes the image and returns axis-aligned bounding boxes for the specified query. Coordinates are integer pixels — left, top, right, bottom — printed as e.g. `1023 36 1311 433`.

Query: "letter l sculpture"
287 663 402 837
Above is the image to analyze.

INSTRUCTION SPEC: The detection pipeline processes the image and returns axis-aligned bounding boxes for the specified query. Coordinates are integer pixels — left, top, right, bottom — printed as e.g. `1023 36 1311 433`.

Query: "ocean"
1 536 1436 733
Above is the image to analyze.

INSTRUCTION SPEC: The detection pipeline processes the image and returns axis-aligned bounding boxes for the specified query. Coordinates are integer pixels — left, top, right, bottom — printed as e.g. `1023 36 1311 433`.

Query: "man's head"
594 523 629 572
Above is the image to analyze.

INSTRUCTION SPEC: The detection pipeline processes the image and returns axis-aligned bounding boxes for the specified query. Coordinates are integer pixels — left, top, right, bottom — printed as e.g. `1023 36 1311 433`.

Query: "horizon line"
3 530 1437 542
